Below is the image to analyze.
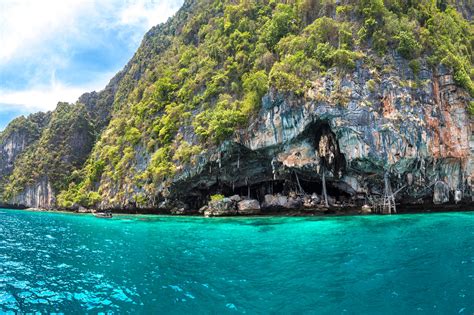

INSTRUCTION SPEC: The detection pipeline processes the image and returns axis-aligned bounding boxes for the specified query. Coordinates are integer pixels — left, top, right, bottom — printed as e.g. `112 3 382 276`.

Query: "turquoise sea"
0 209 473 314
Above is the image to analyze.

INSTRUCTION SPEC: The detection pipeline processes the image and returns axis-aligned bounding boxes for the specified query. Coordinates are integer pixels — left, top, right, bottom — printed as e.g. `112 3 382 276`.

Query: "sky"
0 0 184 130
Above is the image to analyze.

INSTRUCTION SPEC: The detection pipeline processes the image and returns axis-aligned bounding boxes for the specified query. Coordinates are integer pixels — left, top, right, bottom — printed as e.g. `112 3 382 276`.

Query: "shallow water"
0 209 473 314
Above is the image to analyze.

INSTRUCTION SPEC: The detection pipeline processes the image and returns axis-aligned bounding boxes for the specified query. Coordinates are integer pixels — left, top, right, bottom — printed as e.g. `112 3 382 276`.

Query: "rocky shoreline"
2 195 472 217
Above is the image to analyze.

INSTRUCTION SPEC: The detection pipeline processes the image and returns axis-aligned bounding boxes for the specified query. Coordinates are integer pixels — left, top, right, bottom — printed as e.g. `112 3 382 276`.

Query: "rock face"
204 197 261 217
303 193 320 208
0 113 51 201
10 60 468 213
433 181 450 204
167 63 472 213
237 199 261 214
0 113 50 177
204 198 237 217
10 178 55 209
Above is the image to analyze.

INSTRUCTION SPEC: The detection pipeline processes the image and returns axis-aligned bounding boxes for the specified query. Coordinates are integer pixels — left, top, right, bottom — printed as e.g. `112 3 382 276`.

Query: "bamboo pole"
322 167 328 207
294 171 305 195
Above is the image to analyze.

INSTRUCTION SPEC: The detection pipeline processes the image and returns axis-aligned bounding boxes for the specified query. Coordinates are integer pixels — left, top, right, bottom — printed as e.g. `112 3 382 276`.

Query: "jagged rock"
158 200 170 210
304 193 321 208
454 190 462 204
303 196 312 208
263 194 287 209
285 197 303 209
204 198 237 217
0 113 51 189
171 207 186 215
158 199 189 213
433 181 450 204
198 205 208 215
237 199 261 214
262 194 304 209
229 195 241 202
311 193 320 203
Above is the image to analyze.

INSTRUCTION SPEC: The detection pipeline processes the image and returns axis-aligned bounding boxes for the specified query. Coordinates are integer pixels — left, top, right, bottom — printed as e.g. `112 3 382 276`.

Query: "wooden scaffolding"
382 171 397 214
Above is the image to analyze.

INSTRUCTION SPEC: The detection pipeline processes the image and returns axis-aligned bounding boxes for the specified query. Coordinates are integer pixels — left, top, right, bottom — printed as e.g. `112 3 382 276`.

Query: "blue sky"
0 0 183 130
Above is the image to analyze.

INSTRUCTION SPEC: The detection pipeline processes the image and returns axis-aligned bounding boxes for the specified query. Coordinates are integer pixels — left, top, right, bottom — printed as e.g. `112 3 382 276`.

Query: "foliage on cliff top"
0 112 50 144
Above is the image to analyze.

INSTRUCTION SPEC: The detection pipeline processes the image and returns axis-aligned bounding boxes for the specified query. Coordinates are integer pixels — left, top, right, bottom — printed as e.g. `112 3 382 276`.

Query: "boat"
93 211 113 218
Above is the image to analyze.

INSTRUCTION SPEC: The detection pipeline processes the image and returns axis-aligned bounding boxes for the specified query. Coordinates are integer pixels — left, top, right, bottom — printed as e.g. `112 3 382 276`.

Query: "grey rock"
237 199 261 214
433 181 450 204
229 195 242 202
263 194 288 209
204 198 237 217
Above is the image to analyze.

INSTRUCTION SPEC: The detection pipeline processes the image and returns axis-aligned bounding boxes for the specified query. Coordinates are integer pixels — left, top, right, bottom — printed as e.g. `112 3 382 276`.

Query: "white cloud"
0 72 114 111
0 0 91 64
118 0 181 28
0 0 182 64
0 0 183 113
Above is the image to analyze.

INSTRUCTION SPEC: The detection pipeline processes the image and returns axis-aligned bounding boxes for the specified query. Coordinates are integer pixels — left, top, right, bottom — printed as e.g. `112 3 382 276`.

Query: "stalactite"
271 157 277 180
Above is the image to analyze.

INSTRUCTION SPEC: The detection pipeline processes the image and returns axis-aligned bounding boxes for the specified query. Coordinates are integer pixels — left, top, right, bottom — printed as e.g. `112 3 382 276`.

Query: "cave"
297 177 352 201
201 180 287 203
300 119 347 176
176 119 351 209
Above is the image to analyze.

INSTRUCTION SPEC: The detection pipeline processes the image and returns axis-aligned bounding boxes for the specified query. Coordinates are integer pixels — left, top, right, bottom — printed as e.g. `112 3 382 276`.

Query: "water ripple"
0 209 473 313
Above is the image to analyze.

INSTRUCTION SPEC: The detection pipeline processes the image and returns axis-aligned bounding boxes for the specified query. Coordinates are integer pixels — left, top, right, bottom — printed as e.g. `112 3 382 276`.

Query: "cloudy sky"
0 0 183 130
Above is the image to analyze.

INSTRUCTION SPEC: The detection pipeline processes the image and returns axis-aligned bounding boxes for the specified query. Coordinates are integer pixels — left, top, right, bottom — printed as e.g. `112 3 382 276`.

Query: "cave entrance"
296 176 352 202
204 180 287 203
303 120 346 176
202 175 352 205
184 120 349 208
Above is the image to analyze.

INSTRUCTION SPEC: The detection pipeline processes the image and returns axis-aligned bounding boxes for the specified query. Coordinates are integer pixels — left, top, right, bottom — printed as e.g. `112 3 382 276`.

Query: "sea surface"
0 209 473 314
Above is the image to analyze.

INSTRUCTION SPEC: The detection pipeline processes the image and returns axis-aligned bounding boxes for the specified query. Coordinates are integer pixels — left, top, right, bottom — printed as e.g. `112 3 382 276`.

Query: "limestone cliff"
0 112 51 204
101 57 473 212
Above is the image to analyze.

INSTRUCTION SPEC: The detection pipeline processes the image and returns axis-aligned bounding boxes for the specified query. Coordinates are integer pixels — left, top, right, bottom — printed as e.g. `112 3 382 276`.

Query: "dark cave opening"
182 119 351 209
205 180 287 202
194 175 353 207
297 177 352 201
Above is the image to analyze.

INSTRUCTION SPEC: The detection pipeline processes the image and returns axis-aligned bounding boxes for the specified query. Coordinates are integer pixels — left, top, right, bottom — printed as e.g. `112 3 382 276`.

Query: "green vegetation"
469 101 474 116
210 194 225 202
0 112 51 199
3 103 96 201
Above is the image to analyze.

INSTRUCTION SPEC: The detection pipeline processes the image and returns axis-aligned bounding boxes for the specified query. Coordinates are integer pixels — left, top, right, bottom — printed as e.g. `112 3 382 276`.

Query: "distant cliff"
1 0 472 213
0 112 50 205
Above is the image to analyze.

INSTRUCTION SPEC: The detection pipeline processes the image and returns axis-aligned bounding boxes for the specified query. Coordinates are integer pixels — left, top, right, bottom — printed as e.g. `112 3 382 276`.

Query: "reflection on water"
0 209 473 313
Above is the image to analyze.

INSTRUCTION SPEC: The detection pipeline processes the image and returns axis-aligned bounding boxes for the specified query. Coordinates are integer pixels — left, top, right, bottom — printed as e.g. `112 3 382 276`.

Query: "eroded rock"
237 199 261 214
204 198 237 217
433 181 450 204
